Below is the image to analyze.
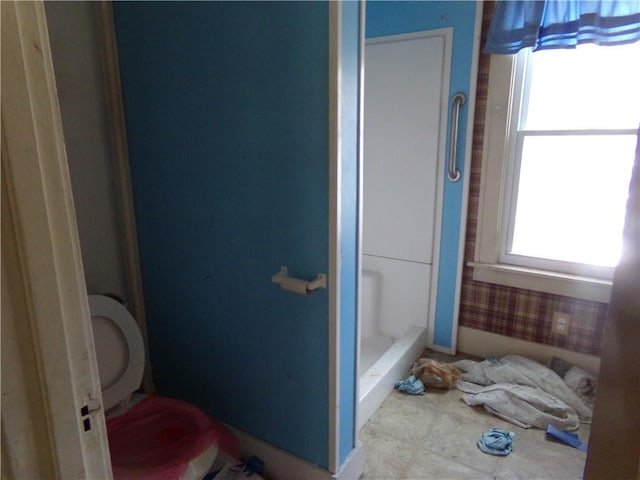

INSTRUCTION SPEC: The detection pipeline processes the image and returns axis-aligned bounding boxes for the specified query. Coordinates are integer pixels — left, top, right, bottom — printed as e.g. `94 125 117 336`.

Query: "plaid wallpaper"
457 2 608 356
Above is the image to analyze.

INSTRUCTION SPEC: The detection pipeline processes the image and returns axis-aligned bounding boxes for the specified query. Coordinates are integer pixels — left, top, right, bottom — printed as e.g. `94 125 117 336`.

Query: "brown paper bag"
410 358 461 389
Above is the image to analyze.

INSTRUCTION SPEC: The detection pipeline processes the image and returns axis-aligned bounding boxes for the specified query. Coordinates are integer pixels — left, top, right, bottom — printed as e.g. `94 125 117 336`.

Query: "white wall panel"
362 254 431 339
362 34 445 263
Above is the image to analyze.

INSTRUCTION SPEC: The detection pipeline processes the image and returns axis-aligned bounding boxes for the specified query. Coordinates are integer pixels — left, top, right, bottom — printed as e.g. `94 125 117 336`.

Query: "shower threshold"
357 325 427 431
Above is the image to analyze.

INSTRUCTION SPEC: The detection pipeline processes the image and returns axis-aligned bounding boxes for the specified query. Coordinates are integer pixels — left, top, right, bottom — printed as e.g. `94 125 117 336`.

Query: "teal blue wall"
366 1 478 349
114 2 336 467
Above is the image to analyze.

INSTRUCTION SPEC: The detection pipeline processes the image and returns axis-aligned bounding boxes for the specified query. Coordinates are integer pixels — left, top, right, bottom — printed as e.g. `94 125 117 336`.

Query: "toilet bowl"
89 295 230 480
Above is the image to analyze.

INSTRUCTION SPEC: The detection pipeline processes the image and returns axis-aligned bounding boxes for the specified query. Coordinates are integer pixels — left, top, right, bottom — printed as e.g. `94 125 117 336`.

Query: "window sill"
469 262 611 303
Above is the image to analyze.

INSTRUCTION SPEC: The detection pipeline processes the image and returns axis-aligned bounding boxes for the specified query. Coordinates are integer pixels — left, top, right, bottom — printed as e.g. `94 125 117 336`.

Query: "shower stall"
357 28 453 429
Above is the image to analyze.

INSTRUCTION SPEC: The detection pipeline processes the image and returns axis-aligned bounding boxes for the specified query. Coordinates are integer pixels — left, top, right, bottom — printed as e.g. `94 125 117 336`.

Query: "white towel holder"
272 266 327 294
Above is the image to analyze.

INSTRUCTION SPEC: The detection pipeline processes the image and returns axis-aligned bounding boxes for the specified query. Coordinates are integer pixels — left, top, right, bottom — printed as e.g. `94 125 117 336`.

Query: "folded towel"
394 375 425 395
546 424 588 452
477 428 515 456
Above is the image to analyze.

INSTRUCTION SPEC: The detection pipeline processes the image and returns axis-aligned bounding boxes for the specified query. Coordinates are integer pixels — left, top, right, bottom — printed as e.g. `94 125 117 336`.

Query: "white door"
362 30 452 340
1 1 112 477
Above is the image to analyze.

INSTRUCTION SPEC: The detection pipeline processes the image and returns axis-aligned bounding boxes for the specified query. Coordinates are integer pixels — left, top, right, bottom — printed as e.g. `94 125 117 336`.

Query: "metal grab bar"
448 92 466 182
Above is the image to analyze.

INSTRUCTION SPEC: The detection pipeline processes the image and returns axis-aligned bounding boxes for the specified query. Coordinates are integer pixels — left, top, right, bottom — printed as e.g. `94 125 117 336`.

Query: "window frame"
500 129 634 278
471 52 625 303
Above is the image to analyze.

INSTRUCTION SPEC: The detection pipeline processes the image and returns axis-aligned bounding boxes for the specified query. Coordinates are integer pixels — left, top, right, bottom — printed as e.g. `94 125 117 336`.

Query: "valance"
485 0 640 54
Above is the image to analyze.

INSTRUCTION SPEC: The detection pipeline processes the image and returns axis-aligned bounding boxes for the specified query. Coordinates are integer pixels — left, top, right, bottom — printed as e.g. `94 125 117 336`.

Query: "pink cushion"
106 395 238 480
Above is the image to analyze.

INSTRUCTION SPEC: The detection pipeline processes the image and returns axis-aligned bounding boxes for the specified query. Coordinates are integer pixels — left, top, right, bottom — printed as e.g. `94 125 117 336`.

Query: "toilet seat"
106 395 220 480
89 295 238 479
89 295 145 411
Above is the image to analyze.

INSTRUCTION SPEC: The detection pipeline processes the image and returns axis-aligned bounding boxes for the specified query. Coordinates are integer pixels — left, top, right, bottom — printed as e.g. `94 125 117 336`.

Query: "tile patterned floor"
359 353 590 480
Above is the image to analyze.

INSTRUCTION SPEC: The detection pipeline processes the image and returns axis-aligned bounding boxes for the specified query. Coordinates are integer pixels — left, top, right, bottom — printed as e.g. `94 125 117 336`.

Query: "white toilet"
90 294 230 480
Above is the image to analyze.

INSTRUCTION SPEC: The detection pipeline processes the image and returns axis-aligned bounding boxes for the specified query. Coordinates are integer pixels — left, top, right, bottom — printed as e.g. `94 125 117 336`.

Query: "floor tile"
360 350 589 480
502 418 592 447
404 449 493 480
494 435 587 480
421 411 500 475
367 391 438 444
420 385 461 408
360 432 416 480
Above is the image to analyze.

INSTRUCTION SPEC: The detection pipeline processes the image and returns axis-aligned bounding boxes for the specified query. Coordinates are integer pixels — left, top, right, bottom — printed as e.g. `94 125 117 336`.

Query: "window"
473 42 640 302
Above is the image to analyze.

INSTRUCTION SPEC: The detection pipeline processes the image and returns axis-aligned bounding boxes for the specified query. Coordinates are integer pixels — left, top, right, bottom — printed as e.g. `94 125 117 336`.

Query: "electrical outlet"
551 312 571 336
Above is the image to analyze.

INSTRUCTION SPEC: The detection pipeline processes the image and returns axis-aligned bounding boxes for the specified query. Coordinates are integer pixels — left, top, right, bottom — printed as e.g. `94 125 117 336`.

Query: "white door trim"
328 0 342 473
354 0 366 445
1 1 112 477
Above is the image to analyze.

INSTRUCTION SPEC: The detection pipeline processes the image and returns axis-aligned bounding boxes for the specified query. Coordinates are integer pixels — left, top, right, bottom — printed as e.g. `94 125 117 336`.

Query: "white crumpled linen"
452 355 593 430
563 365 597 408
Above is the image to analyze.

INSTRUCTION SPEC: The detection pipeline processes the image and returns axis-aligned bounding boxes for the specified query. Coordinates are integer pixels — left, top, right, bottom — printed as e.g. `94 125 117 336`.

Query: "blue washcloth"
546 424 588 452
394 375 425 395
477 428 515 456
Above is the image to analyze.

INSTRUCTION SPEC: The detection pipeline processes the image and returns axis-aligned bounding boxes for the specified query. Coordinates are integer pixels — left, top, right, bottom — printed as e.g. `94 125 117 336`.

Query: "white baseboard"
457 326 601 376
332 444 365 480
227 426 364 480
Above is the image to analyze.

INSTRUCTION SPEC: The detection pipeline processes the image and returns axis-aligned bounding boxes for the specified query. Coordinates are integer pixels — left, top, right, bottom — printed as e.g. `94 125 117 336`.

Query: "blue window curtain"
485 0 640 54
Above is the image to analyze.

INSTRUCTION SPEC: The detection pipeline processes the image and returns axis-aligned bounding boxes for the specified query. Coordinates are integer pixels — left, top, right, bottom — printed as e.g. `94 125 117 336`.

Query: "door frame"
328 1 366 474
1 1 112 477
328 1 340 471
356 3 482 359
